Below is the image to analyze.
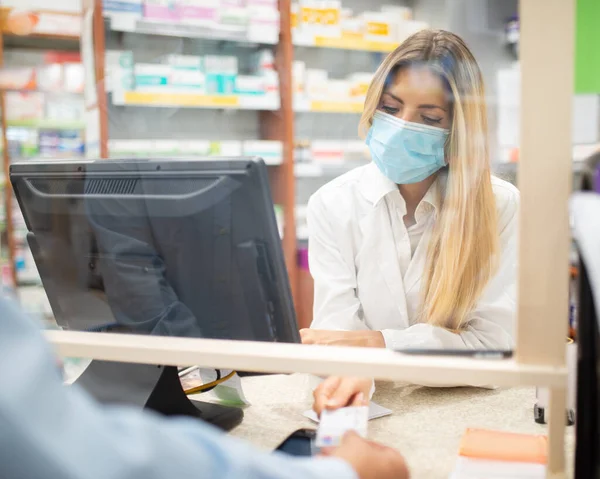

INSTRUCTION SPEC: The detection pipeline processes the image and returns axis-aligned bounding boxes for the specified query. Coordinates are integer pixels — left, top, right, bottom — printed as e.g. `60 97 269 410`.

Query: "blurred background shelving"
2 0 600 329
0 4 84 304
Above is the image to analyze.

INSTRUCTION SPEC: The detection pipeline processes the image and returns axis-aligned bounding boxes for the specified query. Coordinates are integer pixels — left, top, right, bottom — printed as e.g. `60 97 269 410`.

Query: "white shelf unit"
111 90 281 111
107 12 402 53
108 15 279 46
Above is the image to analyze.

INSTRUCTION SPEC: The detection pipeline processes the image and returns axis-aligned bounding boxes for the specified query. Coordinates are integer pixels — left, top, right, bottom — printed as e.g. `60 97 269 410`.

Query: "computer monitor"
10 157 300 430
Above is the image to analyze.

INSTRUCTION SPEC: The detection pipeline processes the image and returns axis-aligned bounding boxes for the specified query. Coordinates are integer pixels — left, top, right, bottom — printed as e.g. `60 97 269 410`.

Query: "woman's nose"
400 109 419 123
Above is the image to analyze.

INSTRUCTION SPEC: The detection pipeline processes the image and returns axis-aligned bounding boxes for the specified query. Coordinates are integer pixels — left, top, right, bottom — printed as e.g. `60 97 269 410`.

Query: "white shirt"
307 162 519 351
386 178 441 275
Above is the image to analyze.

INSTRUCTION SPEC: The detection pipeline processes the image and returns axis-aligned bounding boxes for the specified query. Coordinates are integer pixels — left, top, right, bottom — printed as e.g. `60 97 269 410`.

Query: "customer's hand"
323 431 409 479
313 376 373 416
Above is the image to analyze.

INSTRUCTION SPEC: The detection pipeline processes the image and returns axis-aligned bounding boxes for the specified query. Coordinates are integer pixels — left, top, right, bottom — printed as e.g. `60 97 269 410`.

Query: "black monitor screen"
10 158 299 344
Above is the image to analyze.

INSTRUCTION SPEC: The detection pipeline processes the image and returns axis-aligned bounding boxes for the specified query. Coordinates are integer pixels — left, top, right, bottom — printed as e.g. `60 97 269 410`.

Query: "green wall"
576 0 600 93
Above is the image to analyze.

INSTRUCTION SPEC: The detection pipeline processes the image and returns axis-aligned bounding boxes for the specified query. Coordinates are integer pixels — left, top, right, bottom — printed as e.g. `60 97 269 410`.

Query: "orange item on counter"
458 428 548 465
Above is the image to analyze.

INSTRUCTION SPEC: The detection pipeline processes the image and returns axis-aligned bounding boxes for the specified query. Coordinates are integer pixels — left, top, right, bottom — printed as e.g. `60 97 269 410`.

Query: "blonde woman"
301 29 519 353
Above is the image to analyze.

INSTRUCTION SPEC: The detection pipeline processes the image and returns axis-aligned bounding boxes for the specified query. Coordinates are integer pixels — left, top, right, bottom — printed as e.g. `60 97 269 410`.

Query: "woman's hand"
313 376 374 416
300 329 386 348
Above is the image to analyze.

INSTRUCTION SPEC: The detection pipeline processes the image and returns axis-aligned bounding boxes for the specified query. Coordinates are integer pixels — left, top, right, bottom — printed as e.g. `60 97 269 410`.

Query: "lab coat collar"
359 163 399 207
360 162 446 214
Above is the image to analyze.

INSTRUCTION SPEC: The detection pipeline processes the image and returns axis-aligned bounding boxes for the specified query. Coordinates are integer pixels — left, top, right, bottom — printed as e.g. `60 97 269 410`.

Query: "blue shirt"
0 297 357 479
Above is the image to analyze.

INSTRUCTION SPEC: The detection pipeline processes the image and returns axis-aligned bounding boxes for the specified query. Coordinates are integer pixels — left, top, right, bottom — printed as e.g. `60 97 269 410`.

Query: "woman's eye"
381 105 399 115
422 116 442 125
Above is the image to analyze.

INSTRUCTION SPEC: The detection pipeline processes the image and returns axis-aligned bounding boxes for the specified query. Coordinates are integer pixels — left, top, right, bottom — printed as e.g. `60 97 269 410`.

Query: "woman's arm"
304 194 386 346
307 194 368 332
380 184 519 351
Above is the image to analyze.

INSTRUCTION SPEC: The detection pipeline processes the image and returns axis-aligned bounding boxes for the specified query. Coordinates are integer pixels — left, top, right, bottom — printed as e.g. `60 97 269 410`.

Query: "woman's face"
378 66 451 129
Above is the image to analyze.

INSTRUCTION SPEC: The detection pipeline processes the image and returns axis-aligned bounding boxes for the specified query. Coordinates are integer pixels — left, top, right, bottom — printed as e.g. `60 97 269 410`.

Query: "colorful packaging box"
234 75 265 95
178 0 218 26
134 63 171 91
143 0 180 21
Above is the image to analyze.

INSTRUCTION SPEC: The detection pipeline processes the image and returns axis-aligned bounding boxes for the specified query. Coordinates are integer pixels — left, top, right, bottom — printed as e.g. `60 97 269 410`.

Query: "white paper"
450 456 545 479
303 401 392 423
315 406 368 448
198 368 250 406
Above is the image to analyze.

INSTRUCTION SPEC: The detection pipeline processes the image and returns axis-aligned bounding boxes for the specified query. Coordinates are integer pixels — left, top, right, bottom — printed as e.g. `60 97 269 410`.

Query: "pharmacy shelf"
112 91 362 113
108 139 283 165
3 89 83 96
106 13 401 52
109 153 283 166
107 14 278 45
6 119 85 130
294 161 368 178
294 162 323 177
293 32 398 52
3 33 80 52
294 98 364 113
111 91 280 110
295 162 347 177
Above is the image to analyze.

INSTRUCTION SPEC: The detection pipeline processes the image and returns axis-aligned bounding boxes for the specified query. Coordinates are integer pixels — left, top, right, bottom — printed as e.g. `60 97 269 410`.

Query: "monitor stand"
74 360 244 431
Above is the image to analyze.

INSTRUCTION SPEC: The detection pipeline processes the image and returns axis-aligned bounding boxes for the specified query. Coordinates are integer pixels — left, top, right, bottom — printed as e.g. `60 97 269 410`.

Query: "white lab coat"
307 163 519 351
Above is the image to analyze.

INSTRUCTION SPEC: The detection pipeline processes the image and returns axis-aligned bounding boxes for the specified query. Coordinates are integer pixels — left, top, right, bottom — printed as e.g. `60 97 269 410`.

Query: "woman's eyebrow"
384 92 447 112
419 104 447 112
383 92 403 103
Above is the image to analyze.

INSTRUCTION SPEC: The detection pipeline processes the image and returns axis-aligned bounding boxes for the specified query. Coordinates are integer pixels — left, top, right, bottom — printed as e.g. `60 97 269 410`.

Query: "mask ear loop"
443 128 451 166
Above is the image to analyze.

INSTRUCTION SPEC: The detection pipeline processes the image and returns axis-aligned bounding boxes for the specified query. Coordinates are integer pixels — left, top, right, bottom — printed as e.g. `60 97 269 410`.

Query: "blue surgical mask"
366 110 449 184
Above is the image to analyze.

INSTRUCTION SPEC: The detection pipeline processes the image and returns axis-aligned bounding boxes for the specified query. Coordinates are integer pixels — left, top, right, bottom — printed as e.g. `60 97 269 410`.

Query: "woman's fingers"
325 379 364 410
314 377 373 416
313 376 342 416
350 392 367 407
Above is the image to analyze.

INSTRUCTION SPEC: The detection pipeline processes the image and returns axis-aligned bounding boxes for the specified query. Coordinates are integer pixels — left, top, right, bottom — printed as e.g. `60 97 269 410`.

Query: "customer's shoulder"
491 175 520 220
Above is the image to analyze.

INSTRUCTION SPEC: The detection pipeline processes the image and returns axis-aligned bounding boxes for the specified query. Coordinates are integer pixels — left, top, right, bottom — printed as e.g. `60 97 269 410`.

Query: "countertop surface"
227 374 575 478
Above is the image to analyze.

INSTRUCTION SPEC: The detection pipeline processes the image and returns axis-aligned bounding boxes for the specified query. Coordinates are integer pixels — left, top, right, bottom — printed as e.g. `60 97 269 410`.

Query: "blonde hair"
360 29 499 331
